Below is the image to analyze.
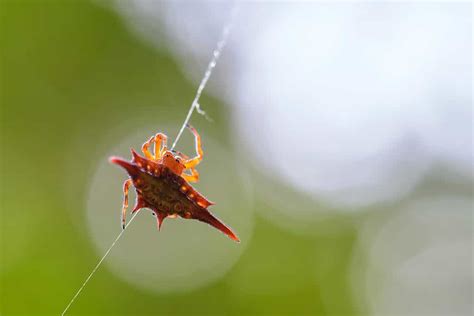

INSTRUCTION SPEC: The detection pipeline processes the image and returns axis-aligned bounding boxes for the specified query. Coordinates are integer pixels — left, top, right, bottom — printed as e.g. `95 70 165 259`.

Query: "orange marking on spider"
109 125 239 242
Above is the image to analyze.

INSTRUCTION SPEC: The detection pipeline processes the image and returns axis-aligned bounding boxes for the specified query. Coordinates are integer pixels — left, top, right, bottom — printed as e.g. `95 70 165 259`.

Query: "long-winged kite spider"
109 125 239 242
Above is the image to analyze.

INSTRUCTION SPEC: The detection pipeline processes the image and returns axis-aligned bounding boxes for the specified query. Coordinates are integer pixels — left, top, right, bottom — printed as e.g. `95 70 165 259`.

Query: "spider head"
162 150 185 175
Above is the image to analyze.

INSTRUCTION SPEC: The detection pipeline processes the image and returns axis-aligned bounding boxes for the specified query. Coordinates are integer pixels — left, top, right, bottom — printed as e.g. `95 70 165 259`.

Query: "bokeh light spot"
86 127 254 293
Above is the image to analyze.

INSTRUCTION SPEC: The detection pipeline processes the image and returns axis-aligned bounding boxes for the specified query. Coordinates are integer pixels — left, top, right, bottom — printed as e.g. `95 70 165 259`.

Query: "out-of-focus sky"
1 1 472 315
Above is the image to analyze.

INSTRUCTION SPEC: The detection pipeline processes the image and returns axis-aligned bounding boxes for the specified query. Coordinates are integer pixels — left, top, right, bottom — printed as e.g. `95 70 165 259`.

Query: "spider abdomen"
110 149 239 242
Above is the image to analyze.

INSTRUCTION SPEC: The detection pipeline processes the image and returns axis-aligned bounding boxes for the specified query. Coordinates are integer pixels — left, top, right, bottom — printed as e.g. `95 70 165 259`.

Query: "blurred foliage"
0 1 358 315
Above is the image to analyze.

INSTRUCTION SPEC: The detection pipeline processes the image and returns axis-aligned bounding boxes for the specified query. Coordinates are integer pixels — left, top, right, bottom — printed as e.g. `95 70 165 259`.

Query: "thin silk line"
61 4 238 315
61 212 139 316
171 4 238 150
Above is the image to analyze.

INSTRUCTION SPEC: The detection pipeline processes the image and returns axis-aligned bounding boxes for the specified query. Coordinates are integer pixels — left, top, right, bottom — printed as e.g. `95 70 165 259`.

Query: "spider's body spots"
110 150 239 242
110 127 239 242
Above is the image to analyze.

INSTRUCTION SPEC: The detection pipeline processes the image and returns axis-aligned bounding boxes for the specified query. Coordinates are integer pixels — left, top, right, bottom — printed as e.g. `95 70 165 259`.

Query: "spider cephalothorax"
109 125 239 242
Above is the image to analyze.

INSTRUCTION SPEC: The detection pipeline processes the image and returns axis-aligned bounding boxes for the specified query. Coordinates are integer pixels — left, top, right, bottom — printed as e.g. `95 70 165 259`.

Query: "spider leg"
142 133 168 160
183 124 203 169
154 133 167 160
181 167 199 183
141 136 155 160
121 179 132 229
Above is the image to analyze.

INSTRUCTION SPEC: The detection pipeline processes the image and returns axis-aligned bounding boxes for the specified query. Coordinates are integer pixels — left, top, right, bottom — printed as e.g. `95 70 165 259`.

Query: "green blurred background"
1 1 472 316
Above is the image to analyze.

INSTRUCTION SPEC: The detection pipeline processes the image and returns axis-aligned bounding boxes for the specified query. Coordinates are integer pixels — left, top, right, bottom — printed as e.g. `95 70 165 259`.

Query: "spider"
109 125 240 242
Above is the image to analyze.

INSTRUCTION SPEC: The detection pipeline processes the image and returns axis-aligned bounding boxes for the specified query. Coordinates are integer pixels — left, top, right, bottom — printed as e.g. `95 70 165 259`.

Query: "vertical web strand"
61 3 238 315
171 3 238 150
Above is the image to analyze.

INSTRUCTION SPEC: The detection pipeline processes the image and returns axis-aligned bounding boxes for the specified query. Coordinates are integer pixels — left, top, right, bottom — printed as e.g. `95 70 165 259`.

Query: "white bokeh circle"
86 127 254 293
351 196 473 316
114 2 472 212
